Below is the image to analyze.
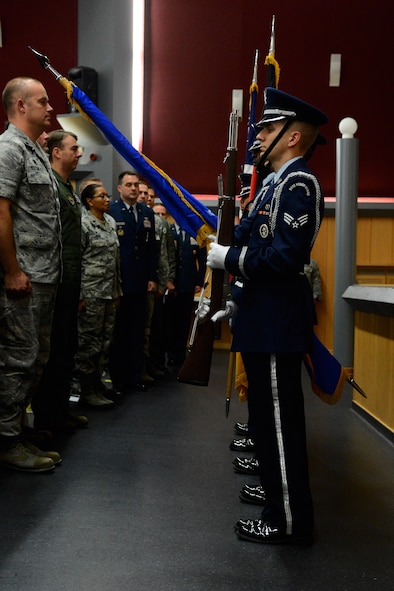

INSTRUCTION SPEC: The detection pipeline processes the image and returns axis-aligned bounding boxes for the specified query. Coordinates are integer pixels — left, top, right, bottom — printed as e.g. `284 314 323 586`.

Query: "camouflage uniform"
144 213 169 348
143 211 169 377
0 124 61 438
155 213 173 293
304 258 323 301
32 169 82 424
147 213 177 375
75 210 122 376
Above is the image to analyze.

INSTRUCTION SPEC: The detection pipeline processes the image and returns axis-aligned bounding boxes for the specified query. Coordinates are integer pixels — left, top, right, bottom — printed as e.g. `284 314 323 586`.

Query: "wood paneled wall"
353 312 394 433
213 210 394 352
310 216 336 348
311 213 394 351
357 218 394 267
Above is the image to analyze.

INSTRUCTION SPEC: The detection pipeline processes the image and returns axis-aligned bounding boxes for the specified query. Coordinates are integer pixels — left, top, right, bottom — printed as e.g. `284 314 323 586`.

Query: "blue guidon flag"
28 46 217 247
303 333 349 405
67 84 217 246
242 49 259 181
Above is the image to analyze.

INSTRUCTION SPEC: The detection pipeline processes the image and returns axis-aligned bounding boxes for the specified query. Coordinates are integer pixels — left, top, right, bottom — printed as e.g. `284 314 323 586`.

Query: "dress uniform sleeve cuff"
225 246 249 280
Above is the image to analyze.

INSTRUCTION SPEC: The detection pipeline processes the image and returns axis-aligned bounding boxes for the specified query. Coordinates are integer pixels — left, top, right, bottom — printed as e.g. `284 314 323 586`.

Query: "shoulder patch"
288 181 311 196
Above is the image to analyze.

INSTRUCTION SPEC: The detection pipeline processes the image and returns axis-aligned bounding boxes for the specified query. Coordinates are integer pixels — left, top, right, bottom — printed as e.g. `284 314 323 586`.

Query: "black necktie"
129 206 136 226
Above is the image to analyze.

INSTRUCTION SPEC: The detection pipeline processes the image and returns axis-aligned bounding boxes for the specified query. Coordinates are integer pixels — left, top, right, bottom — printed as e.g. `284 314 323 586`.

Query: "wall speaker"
67 66 98 109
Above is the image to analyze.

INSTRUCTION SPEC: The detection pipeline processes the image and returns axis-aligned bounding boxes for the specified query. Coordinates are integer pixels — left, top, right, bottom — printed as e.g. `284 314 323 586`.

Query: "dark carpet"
0 350 393 590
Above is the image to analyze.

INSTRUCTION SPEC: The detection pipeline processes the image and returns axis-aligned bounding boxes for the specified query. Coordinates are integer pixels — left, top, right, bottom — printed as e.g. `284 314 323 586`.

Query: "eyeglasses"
93 193 110 199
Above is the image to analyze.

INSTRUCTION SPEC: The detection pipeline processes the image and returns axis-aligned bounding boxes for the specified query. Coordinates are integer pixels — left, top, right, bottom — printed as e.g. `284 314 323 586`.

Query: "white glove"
211 300 238 323
207 242 230 270
195 297 211 320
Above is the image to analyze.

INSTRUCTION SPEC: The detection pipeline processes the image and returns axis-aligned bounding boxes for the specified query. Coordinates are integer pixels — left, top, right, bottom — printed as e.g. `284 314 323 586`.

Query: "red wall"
0 2 78 129
144 0 393 198
0 2 392 200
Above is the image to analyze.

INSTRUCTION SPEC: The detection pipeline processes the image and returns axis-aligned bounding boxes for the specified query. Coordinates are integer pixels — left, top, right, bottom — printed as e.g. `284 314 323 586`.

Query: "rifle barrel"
177 111 238 386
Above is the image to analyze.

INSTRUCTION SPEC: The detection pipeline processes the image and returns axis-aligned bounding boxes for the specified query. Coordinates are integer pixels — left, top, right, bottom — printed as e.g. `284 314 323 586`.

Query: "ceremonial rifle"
177 111 239 386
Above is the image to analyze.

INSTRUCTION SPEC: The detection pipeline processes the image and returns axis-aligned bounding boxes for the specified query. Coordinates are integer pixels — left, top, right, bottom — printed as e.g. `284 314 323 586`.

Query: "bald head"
3 78 37 115
2 77 53 140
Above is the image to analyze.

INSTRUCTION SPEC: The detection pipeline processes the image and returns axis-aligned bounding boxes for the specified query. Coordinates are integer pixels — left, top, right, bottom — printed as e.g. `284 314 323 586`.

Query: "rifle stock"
177 113 238 386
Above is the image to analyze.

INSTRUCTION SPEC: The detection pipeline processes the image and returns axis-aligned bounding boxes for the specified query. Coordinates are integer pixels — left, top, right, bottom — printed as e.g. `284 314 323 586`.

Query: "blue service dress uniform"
226 157 323 538
108 199 157 387
165 225 207 365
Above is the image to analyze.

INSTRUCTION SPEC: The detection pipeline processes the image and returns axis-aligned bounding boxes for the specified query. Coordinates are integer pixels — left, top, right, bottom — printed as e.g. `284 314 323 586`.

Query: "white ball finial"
339 117 358 138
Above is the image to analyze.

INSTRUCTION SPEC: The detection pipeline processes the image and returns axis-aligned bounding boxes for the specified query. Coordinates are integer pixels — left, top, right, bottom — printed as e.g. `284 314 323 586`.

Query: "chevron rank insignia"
283 212 308 229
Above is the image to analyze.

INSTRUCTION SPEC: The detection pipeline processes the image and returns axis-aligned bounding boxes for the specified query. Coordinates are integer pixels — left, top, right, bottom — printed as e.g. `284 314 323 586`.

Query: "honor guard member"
146 202 176 378
235 173 252 224
207 87 328 544
108 171 157 391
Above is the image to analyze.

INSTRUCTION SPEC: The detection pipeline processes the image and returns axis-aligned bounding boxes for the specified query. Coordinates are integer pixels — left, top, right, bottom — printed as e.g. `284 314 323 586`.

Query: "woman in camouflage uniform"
75 184 122 408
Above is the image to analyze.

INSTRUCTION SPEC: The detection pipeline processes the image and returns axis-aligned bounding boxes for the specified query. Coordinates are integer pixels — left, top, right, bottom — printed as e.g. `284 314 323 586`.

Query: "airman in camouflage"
75 183 122 408
32 130 86 435
0 77 61 472
147 201 177 376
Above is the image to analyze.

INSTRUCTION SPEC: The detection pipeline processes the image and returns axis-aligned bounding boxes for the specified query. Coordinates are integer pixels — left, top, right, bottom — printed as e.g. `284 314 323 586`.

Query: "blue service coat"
170 225 206 293
226 158 323 353
109 199 157 294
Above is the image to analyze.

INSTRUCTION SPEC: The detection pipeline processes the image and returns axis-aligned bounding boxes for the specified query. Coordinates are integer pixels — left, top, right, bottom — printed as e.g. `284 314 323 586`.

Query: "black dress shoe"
233 456 260 475
234 519 314 545
230 437 255 451
239 483 266 505
234 422 249 435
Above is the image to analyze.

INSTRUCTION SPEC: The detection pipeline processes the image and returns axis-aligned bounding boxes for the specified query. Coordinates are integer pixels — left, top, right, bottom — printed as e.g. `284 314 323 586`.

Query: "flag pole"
232 17 281 406
248 50 259 200
28 46 217 246
264 15 280 89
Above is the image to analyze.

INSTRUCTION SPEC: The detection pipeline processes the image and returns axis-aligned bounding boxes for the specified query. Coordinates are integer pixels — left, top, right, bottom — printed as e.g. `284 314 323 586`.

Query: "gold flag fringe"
264 54 281 88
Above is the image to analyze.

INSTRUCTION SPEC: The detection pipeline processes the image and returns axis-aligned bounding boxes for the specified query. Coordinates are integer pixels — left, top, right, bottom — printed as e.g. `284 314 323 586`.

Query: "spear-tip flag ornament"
28 46 217 247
